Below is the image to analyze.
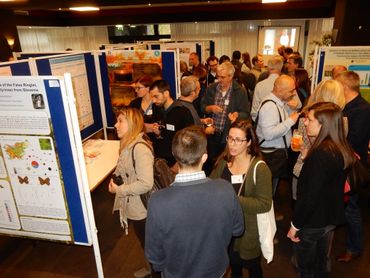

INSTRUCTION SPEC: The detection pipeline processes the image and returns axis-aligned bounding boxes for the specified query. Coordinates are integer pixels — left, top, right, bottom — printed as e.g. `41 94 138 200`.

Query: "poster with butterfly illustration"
0 135 68 220
0 76 91 244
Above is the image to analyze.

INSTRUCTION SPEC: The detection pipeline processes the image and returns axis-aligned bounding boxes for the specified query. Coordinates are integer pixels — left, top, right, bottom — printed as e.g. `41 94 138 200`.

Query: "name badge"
231 174 243 184
166 124 175 131
147 109 153 115
224 99 230 106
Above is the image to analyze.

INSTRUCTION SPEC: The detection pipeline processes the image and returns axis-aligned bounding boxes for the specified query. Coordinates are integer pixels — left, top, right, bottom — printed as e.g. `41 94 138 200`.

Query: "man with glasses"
201 61 250 174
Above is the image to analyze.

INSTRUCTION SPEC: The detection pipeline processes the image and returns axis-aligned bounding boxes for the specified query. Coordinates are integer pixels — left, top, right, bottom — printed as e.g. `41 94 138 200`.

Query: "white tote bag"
239 160 276 264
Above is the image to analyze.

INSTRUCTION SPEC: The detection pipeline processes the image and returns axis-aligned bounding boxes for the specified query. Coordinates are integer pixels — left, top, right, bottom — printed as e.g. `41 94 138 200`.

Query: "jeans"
345 193 363 255
294 225 335 278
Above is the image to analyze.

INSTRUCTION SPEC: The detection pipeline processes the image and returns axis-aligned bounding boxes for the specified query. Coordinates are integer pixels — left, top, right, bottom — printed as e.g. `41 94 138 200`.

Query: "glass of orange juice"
291 129 303 152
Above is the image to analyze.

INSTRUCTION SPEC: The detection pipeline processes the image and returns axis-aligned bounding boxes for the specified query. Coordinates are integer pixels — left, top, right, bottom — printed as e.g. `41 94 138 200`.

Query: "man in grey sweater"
145 126 244 278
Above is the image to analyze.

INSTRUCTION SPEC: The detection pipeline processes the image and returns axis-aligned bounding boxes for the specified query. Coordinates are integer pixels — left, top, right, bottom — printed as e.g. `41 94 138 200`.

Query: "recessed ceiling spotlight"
69 6 100 11
262 0 287 3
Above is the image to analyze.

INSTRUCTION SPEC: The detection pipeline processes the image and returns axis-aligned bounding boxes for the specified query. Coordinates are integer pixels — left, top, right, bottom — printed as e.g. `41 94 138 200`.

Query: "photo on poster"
31 94 45 110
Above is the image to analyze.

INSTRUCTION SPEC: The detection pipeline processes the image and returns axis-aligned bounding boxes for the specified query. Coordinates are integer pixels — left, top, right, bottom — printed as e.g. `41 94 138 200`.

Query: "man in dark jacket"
336 71 370 263
145 126 244 277
201 61 250 173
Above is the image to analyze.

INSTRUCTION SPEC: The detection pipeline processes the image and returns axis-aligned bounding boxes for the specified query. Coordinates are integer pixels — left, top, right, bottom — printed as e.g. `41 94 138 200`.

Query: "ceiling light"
262 0 287 3
69 6 100 11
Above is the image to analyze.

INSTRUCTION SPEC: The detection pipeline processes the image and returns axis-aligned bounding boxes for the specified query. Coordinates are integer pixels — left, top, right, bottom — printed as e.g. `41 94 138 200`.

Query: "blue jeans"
294 225 335 278
345 194 363 255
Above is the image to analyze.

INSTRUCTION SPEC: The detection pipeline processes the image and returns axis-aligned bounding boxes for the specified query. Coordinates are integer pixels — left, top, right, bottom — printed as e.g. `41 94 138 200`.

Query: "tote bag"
238 160 276 263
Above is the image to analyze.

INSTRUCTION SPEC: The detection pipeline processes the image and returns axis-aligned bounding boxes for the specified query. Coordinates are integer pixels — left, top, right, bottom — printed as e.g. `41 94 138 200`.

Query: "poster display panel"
0 76 89 243
50 55 94 130
34 53 103 140
0 60 32 76
316 46 370 102
105 50 175 110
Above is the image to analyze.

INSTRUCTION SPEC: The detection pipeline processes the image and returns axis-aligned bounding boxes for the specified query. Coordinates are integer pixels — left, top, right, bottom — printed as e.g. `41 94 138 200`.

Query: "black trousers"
229 249 263 278
204 132 226 175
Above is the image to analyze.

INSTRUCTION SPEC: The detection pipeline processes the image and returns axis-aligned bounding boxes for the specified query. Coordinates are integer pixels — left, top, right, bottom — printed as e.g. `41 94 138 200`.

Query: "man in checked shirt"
201 61 250 174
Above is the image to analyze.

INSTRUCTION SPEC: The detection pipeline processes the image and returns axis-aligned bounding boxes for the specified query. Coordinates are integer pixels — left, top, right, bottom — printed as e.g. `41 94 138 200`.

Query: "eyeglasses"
226 136 247 145
135 86 146 91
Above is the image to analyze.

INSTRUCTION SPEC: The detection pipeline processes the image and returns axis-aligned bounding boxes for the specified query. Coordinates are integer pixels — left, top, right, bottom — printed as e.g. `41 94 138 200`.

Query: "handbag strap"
255 99 288 149
237 156 256 196
253 160 266 185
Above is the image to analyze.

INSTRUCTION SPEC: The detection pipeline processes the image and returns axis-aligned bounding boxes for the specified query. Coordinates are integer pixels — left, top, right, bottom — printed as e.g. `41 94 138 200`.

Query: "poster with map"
0 77 73 242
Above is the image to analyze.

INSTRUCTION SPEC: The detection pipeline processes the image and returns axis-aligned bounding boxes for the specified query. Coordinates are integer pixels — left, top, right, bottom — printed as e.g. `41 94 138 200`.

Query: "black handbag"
256 99 289 179
347 158 370 192
260 148 289 179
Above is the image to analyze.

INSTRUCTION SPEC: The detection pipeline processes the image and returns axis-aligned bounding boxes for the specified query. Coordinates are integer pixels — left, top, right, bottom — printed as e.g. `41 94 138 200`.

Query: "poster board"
0 60 32 76
33 53 104 140
315 46 370 102
104 49 178 116
13 52 66 60
0 76 90 244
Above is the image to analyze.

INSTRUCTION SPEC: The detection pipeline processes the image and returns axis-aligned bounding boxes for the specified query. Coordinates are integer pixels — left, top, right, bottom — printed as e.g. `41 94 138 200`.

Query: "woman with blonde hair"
109 107 154 278
305 79 346 110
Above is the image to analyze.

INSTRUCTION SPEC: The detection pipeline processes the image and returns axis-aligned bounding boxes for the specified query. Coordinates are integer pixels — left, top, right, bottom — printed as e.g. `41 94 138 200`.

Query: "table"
83 139 120 191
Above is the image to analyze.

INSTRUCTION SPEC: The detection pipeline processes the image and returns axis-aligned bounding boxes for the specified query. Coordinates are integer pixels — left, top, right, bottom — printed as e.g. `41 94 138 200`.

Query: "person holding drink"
291 129 304 152
291 79 346 200
287 102 355 277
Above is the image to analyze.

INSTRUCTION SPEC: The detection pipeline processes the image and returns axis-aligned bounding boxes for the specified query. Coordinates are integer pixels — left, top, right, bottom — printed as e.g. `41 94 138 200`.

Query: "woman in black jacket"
287 102 355 277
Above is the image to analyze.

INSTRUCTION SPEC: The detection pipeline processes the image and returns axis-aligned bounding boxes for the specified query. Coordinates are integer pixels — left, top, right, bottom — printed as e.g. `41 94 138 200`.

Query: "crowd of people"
108 48 370 278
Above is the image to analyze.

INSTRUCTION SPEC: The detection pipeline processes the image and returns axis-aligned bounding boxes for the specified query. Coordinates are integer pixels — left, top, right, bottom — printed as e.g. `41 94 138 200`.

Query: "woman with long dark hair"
287 102 355 277
211 120 272 278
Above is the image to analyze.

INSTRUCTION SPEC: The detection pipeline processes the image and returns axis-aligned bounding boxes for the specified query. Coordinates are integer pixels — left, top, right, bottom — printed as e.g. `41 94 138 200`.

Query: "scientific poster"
317 46 370 102
0 78 72 242
50 54 94 130
106 50 163 109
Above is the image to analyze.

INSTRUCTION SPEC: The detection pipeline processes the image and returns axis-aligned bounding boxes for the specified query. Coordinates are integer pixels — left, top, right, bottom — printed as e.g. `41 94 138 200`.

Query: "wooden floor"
1 178 370 278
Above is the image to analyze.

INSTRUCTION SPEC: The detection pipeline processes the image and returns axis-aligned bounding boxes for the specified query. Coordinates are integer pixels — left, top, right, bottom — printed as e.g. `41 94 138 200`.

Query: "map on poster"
50 54 94 130
0 77 72 242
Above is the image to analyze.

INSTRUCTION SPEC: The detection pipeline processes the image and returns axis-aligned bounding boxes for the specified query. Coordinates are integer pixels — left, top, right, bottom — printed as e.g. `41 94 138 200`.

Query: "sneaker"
134 267 151 278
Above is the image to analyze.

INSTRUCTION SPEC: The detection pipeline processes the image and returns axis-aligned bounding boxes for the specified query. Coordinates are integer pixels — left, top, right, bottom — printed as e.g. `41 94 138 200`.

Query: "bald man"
332 65 347 80
255 75 300 194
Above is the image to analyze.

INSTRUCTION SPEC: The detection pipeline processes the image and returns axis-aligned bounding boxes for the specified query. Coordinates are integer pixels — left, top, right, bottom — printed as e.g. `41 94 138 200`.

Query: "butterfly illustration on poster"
0 135 67 220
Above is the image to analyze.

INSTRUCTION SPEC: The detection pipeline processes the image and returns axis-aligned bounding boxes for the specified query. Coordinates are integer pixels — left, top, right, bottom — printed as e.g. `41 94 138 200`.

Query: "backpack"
132 141 175 209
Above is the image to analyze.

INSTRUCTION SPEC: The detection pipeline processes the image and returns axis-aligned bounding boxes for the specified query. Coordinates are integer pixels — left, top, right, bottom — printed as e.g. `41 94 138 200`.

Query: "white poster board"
315 46 370 103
